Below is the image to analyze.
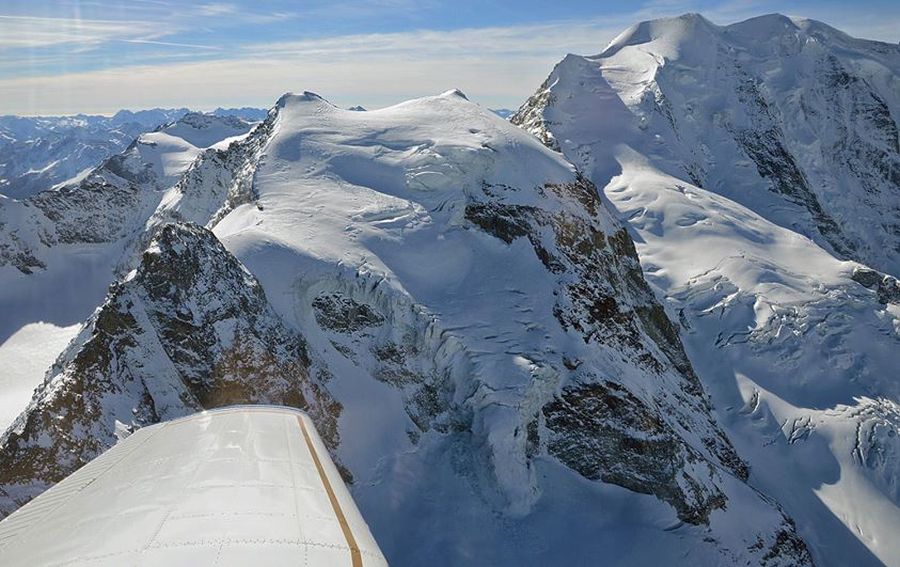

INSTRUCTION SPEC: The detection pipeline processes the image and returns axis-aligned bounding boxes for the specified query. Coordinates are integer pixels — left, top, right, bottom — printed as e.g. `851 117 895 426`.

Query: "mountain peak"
440 88 469 100
722 13 804 40
600 12 719 58
276 91 331 108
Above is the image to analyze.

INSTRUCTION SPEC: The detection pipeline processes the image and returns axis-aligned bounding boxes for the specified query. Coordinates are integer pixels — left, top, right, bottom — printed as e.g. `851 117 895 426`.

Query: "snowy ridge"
514 12 900 566
0 112 256 274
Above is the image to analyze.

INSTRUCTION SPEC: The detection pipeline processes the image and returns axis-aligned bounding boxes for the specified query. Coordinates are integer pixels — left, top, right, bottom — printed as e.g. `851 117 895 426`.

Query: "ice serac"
515 12 900 277
0 222 338 514
514 12 900 567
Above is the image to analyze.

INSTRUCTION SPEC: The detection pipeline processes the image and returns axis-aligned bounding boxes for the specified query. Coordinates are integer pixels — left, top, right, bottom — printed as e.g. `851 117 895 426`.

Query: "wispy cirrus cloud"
119 38 223 50
241 20 623 59
196 3 239 17
0 14 164 49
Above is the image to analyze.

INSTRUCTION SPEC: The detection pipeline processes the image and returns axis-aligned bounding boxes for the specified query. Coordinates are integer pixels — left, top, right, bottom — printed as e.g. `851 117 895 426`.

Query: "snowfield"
0 323 79 431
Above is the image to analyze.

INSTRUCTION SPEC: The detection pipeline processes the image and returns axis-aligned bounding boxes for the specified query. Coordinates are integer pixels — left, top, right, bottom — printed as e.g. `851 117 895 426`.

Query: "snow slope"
0 407 386 566
514 12 900 567
0 90 813 565
0 323 79 432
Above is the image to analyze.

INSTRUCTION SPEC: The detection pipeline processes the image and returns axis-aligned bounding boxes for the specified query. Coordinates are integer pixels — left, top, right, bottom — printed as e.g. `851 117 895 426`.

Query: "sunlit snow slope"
514 12 900 567
518 12 900 276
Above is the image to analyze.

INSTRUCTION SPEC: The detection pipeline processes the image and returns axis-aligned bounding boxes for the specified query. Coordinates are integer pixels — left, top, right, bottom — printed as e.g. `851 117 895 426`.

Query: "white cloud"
243 20 624 59
120 38 222 50
196 3 239 17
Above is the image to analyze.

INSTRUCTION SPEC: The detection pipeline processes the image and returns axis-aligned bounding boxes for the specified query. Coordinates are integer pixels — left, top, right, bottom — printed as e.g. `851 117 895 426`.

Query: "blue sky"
0 0 897 115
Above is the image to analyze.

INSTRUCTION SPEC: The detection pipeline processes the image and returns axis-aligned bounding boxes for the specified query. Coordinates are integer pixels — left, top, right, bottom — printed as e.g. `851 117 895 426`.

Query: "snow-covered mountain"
516 13 900 277
513 13 900 567
0 89 813 565
0 112 257 430
0 109 188 199
2 13 898 565
0 108 266 200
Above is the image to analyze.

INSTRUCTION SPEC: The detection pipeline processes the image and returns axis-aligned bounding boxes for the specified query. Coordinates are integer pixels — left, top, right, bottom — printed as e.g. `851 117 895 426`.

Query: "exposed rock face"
31 173 149 245
0 223 338 515
153 107 277 230
510 77 561 152
313 293 386 333
852 267 900 304
543 381 725 524
728 73 854 259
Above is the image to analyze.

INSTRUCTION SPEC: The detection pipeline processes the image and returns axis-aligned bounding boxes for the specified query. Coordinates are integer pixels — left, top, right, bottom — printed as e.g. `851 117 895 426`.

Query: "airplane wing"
0 406 387 566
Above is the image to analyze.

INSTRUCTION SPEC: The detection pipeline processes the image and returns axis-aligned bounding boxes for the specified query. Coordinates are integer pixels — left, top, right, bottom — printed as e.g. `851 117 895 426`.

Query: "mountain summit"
518 12 900 276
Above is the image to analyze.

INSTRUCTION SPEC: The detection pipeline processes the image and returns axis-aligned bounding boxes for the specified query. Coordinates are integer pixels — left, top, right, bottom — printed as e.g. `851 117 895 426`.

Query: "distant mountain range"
0 107 267 199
